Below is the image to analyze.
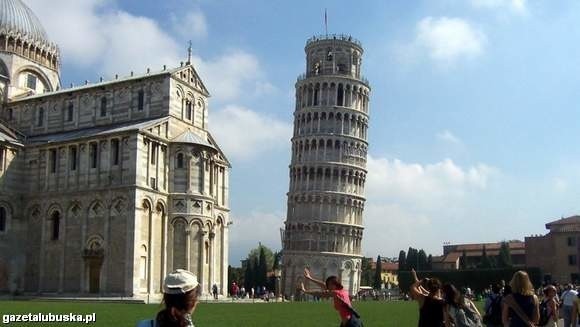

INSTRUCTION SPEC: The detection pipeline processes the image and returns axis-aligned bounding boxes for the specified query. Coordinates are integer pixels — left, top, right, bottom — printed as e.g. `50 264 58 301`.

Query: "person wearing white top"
561 284 578 327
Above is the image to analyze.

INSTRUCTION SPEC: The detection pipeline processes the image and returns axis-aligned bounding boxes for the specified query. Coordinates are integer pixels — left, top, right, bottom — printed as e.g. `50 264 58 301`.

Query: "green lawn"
0 300 474 326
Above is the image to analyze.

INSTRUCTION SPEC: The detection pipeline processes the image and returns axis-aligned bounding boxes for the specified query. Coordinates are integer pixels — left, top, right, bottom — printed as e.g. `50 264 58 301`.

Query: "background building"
432 241 526 270
0 0 230 301
526 216 580 283
281 34 371 296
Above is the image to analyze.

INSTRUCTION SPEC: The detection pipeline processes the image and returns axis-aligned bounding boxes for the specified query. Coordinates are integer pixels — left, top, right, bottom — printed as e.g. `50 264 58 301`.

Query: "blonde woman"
501 271 539 327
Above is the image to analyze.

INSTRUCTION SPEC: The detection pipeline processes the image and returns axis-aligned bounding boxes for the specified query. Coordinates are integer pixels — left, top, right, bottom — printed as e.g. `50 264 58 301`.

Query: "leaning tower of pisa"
281 34 370 297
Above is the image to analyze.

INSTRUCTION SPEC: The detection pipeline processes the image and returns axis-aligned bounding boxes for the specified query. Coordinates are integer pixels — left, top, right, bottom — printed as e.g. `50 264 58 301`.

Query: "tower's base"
281 252 361 298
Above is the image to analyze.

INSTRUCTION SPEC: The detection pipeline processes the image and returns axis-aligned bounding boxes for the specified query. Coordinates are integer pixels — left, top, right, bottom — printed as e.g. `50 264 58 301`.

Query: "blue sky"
26 0 580 265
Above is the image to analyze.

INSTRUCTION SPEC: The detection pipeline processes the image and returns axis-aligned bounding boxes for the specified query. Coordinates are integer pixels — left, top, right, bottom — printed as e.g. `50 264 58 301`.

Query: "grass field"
0 300 483 326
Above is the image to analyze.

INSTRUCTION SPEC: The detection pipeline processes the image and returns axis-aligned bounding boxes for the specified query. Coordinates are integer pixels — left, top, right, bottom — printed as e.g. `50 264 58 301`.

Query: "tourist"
482 284 503 327
561 284 578 327
442 283 482 327
539 285 558 327
136 269 200 327
212 283 218 300
409 269 445 327
571 288 580 326
301 267 362 327
501 270 539 326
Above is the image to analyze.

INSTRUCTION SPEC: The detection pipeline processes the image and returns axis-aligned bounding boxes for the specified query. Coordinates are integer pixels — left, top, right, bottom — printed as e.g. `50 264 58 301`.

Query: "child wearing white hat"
136 269 200 327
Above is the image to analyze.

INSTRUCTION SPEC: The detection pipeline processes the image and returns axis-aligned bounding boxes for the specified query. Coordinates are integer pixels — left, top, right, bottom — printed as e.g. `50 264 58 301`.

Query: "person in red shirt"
301 268 363 327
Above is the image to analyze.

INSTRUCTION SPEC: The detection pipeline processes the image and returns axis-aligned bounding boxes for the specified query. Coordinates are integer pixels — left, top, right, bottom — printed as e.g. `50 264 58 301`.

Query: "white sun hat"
163 269 199 294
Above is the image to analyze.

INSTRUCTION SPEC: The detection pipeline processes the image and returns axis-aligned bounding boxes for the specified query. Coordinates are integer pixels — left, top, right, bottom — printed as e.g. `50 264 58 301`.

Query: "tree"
398 250 407 271
417 250 427 271
228 265 244 288
479 245 493 269
247 245 275 270
241 243 277 291
498 242 512 268
427 255 433 270
360 257 374 286
252 257 260 289
257 245 268 287
243 258 254 290
407 247 417 271
373 255 383 289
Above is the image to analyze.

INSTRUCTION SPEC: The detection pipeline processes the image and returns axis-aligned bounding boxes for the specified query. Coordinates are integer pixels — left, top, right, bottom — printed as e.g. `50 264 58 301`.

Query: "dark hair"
442 283 462 308
421 277 442 295
491 283 501 294
325 276 344 290
156 289 198 327
503 285 512 296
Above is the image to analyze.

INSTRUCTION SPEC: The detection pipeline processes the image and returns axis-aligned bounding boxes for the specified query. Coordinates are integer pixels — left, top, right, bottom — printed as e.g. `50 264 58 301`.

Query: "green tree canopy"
498 242 513 268
398 250 407 271
373 255 383 289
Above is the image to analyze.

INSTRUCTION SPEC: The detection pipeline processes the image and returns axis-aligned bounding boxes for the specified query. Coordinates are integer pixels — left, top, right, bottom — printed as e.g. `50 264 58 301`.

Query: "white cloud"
415 17 487 64
437 130 462 144
172 10 208 40
553 178 568 193
366 156 494 203
363 155 498 256
27 0 275 102
99 12 181 75
26 0 181 76
228 210 285 262
209 105 292 161
470 0 528 15
192 50 273 102
25 0 110 66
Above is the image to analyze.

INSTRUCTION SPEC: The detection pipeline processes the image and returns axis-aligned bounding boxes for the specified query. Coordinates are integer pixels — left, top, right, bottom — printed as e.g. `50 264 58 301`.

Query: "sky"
24 0 580 266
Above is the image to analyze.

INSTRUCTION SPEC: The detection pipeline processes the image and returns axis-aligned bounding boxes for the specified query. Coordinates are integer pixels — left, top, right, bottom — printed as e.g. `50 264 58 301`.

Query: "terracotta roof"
381 262 398 271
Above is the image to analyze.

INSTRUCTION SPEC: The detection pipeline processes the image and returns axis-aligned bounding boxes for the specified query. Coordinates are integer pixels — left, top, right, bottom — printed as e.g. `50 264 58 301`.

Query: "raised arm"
303 268 327 290
300 282 333 298
409 269 426 306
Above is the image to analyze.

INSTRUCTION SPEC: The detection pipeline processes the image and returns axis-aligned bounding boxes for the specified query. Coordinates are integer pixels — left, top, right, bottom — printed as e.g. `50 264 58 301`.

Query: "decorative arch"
88 200 106 218
14 65 53 92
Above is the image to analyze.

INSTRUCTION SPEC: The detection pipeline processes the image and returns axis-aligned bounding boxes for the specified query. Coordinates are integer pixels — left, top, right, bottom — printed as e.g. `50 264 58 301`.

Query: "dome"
0 0 50 46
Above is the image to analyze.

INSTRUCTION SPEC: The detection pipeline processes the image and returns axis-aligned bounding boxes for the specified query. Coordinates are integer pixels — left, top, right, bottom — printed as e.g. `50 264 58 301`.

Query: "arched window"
67 102 74 121
137 90 145 111
111 139 120 165
51 211 60 240
7 108 12 120
337 84 344 106
176 153 184 168
186 101 192 120
37 107 44 127
100 97 107 117
0 207 6 232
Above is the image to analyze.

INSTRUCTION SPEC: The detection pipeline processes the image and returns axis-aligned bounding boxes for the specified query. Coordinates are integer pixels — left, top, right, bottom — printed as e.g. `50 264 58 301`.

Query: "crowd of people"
229 282 276 301
411 268 580 327
133 267 580 327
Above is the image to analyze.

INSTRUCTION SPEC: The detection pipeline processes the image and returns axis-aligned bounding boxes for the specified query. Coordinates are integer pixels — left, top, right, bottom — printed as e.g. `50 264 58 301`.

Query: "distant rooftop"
546 215 580 228
306 34 362 48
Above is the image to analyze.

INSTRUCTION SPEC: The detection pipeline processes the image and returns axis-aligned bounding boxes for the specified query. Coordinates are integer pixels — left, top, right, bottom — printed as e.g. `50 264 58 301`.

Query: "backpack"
482 295 502 325
449 301 482 327
538 299 550 326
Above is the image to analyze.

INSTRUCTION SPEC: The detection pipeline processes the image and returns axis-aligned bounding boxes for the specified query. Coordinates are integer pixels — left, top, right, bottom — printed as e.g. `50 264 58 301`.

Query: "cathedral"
0 0 230 301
